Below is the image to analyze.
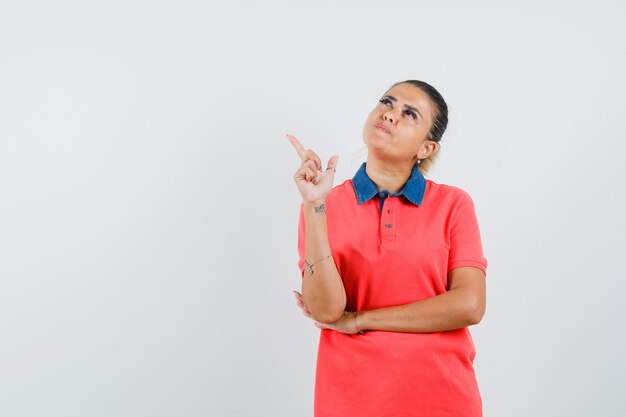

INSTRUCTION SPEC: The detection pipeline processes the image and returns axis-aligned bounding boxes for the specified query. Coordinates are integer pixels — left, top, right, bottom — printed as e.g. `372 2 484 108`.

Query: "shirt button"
379 192 386 198
385 223 393 228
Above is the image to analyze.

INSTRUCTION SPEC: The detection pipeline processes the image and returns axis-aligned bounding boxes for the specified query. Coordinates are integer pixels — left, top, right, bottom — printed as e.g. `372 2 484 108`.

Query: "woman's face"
362 83 436 165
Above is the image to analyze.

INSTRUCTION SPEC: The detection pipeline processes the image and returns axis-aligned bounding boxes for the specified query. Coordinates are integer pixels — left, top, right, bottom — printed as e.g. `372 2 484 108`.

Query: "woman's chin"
364 137 389 152
363 141 402 162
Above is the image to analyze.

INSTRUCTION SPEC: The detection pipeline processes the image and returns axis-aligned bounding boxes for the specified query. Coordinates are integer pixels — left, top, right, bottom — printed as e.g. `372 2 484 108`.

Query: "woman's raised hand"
286 133 338 203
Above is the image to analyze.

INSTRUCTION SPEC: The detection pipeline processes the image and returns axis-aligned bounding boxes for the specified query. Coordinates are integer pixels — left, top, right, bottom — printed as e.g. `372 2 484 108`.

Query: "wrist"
303 199 327 210
354 311 366 334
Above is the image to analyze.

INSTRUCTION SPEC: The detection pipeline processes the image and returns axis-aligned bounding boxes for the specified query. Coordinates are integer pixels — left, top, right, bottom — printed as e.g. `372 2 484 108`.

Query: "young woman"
287 79 488 417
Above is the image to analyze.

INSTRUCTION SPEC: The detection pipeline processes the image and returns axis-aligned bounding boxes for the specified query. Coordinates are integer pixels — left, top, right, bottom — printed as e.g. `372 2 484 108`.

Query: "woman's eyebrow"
382 95 423 120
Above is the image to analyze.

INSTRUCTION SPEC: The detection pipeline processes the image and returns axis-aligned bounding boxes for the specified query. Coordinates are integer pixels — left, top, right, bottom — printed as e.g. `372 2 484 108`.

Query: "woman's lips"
375 123 390 134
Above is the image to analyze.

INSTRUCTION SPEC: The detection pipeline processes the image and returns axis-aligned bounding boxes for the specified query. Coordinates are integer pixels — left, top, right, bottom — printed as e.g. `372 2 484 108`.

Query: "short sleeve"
297 203 306 278
447 192 488 276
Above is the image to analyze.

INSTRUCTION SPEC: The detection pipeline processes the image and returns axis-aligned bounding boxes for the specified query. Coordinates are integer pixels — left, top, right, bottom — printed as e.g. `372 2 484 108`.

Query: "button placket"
380 197 397 245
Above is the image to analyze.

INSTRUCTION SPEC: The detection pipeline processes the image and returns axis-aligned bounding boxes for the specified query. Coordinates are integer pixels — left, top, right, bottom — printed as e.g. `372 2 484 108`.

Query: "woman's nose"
384 110 397 124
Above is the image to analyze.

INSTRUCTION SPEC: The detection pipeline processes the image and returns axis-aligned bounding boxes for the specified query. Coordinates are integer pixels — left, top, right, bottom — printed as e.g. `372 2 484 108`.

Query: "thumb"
326 155 339 172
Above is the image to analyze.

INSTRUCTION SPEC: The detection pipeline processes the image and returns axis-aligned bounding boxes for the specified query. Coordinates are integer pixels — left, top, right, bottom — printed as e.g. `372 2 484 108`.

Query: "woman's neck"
364 158 414 194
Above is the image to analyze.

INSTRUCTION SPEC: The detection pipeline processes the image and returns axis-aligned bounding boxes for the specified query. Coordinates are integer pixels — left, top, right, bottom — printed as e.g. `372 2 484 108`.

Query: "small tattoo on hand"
314 203 326 213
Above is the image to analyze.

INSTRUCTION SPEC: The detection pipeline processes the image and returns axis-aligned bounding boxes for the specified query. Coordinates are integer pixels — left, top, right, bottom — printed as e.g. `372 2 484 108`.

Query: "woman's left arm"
294 266 485 334
356 266 486 333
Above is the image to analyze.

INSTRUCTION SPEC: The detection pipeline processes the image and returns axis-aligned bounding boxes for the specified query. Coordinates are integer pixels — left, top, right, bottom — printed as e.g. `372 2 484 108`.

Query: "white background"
1 1 625 416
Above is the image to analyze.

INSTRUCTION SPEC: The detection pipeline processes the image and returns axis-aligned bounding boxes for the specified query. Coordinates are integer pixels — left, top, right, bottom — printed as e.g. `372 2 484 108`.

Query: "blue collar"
351 162 426 206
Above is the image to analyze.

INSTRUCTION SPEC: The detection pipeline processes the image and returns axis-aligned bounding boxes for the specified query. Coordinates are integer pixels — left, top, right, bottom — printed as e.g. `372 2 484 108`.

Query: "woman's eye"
405 110 417 120
379 98 417 120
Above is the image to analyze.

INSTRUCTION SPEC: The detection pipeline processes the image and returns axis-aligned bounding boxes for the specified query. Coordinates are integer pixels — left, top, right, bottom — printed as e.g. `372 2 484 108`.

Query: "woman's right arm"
287 133 346 324
300 198 346 324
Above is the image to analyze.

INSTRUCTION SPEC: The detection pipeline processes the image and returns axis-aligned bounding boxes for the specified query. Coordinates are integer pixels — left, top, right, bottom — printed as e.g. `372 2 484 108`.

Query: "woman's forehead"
386 84 431 107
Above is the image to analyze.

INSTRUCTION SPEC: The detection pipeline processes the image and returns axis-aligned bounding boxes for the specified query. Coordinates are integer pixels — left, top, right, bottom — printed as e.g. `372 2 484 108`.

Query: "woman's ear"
418 141 439 159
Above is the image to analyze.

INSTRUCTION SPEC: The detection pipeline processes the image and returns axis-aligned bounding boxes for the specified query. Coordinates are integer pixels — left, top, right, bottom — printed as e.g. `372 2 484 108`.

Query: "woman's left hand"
293 290 313 318
293 291 362 334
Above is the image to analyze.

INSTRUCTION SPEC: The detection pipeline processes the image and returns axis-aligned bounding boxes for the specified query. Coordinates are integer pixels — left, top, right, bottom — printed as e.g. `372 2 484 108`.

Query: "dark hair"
386 79 448 143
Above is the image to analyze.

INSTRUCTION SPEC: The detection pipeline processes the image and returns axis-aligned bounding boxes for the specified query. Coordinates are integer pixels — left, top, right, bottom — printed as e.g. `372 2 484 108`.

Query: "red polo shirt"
297 162 488 417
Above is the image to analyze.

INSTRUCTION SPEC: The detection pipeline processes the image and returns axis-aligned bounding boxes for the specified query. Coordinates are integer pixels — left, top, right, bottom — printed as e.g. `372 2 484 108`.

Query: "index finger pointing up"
286 133 306 161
